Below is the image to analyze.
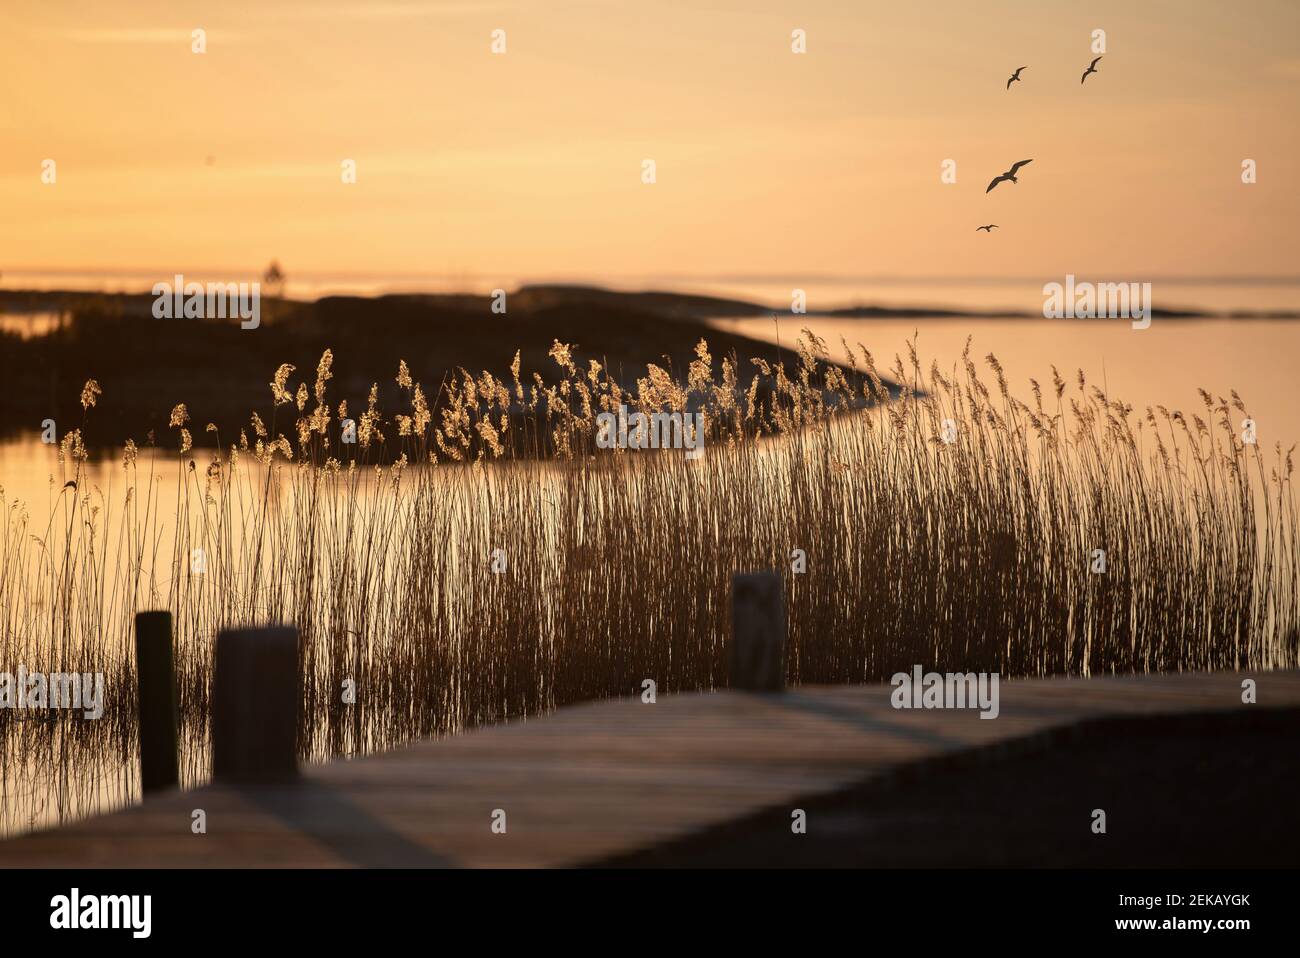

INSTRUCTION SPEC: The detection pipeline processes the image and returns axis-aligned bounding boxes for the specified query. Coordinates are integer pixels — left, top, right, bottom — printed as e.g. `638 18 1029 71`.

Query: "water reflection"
715 316 1300 442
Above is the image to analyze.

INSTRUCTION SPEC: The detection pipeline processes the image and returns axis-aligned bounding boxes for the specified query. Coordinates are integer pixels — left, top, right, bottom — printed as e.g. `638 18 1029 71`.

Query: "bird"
1006 66 1026 89
985 159 1033 193
1081 56 1102 84
976 224 998 232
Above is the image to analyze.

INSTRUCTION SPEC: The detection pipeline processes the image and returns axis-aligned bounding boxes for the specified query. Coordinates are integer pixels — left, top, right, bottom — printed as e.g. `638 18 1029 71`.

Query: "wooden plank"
0 671 1295 868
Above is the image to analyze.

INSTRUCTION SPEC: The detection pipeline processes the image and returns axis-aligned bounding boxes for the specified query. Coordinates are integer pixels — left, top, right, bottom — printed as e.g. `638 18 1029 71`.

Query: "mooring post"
730 572 787 691
134 611 180 793
212 626 300 784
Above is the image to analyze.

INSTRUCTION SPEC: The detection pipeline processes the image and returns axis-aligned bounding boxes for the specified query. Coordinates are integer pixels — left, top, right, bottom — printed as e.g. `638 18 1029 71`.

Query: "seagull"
985 159 1033 193
1081 56 1102 84
1006 66 1027 89
976 224 998 232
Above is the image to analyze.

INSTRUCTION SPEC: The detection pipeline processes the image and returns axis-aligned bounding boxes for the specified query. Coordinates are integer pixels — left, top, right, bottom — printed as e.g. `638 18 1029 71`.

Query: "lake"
711 315 1300 449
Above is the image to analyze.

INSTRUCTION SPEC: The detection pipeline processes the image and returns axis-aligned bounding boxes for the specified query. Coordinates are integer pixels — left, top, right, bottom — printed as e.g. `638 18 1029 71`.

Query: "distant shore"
3 283 1299 323
0 284 895 448
1 282 1295 449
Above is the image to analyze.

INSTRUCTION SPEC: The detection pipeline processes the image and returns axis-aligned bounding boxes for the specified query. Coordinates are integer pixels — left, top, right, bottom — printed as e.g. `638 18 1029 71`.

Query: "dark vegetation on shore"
4 282 1288 448
0 286 894 448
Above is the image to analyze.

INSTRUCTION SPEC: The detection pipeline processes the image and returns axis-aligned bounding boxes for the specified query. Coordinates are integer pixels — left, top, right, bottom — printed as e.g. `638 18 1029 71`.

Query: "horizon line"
4 268 1300 288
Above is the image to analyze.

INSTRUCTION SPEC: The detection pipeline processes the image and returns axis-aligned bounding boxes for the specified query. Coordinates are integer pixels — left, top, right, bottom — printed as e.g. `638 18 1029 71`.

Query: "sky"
2 0 1298 286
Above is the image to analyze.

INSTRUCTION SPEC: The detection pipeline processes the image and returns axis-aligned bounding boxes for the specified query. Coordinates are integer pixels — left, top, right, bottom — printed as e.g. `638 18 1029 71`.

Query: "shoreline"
3 284 1299 323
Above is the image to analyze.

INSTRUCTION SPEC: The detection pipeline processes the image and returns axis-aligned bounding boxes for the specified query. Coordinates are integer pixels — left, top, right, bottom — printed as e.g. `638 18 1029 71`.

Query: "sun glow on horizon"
3 0 1298 282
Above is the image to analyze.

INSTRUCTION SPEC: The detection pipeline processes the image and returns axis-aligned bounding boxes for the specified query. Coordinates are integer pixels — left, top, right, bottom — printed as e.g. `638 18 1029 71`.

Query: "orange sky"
2 0 1298 284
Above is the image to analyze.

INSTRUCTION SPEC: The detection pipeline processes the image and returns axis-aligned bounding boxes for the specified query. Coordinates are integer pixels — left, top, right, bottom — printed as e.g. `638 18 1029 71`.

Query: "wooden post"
212 626 300 784
134 611 180 793
730 572 786 691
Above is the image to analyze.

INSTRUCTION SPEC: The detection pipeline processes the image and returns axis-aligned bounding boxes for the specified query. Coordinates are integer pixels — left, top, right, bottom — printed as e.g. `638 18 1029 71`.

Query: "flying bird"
985 159 1033 193
976 224 998 232
1006 66 1026 89
1081 56 1102 84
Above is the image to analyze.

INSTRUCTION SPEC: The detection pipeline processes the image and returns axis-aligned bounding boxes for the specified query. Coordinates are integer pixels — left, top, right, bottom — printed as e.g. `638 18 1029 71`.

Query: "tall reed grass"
1 332 1295 834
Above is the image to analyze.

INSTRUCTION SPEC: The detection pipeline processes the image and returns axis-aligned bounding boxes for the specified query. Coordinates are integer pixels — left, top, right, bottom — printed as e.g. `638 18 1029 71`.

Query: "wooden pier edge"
0 669 1296 868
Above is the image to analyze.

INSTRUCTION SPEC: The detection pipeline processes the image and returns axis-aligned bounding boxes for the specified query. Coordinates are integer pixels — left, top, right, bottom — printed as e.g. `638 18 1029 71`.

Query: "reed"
1 331 1295 833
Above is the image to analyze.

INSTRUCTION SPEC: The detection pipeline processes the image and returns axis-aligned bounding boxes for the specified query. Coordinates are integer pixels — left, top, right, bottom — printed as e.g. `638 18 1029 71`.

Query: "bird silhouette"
985 159 1033 193
1006 66 1026 89
1081 56 1102 84
976 224 998 232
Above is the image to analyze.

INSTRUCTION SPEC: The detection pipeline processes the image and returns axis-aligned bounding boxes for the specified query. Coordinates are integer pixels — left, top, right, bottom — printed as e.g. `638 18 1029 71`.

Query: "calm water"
713 315 1300 447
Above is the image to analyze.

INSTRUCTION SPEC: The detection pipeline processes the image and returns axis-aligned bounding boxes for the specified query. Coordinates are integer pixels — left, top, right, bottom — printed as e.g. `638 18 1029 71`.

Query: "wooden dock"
1 670 1296 868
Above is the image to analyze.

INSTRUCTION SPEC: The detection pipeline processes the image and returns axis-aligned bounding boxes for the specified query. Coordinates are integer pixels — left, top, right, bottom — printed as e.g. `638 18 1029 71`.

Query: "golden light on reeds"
0 334 1296 834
